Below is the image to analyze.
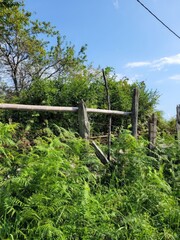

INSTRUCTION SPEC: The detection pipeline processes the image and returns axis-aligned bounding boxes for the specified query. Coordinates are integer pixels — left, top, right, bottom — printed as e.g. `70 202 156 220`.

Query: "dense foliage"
1 72 160 136
0 0 160 135
0 0 86 94
0 1 179 239
0 123 179 239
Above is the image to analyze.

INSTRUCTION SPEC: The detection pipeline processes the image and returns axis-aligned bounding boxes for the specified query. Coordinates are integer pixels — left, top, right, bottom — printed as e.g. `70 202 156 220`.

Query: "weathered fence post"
78 100 90 140
176 105 180 142
102 69 111 161
148 113 157 150
78 100 109 164
132 88 139 139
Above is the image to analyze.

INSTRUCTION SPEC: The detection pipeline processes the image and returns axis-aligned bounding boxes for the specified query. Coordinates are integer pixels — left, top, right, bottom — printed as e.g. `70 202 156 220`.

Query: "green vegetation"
0 1 179 239
0 124 179 239
0 0 159 134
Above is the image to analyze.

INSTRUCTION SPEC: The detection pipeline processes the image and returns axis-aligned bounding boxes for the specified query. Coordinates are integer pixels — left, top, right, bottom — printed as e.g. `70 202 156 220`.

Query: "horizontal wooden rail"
87 108 131 116
0 104 78 112
0 104 131 116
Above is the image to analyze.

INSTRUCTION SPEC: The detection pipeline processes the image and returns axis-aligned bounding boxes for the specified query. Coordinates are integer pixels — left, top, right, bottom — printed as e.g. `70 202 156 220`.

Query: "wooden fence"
148 105 180 151
0 88 139 140
0 93 179 162
0 88 139 164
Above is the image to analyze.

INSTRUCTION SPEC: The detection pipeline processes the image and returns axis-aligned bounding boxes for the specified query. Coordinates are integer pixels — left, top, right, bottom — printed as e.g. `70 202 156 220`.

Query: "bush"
0 124 179 239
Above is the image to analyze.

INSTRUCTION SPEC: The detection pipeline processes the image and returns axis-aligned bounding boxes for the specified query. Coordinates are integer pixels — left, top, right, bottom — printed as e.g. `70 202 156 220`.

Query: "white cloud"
153 54 180 70
113 0 119 9
125 61 151 68
125 53 180 70
169 74 180 81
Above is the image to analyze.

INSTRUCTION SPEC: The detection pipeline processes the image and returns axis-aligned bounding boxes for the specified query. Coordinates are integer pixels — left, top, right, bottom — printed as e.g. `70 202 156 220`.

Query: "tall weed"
0 124 179 239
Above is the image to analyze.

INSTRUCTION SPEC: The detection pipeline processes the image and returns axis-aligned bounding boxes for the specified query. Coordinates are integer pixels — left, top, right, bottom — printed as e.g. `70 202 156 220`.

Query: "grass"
0 123 179 239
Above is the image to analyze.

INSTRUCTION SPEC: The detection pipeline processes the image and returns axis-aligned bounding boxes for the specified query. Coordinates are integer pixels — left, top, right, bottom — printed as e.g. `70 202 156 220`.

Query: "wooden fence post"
132 88 139 139
176 105 180 142
148 113 157 150
78 100 90 140
78 99 109 164
102 69 111 161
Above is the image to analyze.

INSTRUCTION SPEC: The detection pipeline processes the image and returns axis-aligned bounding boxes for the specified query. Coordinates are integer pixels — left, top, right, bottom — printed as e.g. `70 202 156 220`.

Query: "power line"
137 0 180 40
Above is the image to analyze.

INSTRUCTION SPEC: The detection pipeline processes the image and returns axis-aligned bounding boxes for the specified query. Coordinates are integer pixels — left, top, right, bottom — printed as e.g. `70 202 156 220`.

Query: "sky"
24 0 180 119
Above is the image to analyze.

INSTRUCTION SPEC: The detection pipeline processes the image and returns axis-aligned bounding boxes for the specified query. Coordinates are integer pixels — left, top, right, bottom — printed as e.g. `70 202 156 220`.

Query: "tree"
0 0 21 8
0 1 160 136
0 0 87 95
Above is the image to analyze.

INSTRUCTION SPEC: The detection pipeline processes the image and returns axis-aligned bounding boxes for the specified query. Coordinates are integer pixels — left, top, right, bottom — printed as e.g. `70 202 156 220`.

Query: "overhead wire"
137 0 180 40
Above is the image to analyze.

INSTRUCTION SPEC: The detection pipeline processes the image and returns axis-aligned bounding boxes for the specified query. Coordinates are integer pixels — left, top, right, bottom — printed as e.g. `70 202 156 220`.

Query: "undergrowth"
0 123 179 239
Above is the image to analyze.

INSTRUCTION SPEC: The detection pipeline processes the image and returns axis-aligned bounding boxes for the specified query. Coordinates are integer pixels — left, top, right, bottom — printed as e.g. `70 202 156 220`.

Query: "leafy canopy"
0 0 87 94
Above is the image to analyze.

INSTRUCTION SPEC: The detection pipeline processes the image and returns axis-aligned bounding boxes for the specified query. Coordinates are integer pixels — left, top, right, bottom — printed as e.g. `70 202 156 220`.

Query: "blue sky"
25 0 180 119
